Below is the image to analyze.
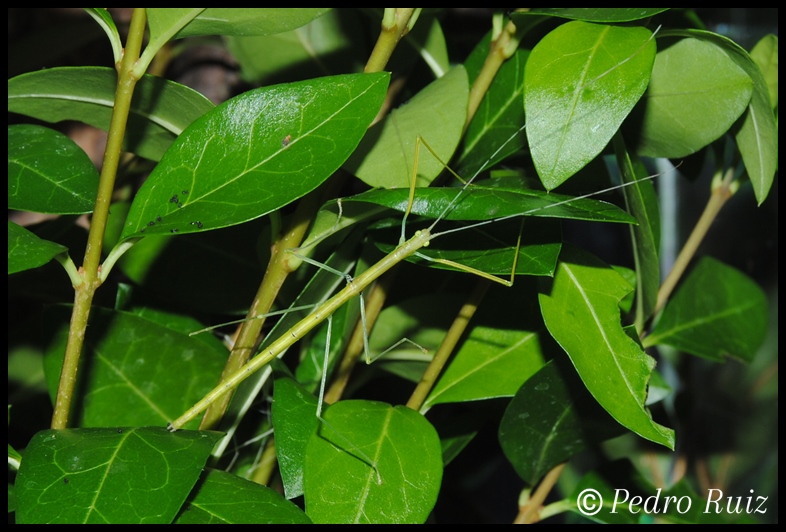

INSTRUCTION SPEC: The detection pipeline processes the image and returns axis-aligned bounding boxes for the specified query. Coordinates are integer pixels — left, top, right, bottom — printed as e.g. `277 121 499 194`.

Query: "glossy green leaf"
16 427 222 524
401 15 450 78
635 37 753 158
344 185 637 223
8 222 68 274
42 307 227 429
460 36 528 178
644 257 767 362
413 219 562 278
539 246 675 449
227 9 365 85
304 400 442 523
613 135 661 325
272 377 319 500
735 34 778 204
9 124 98 214
344 66 468 188
121 72 389 239
175 469 311 524
516 8 669 23
173 8 331 39
661 29 777 204
8 67 214 161
146 8 203 48
84 8 122 63
498 361 625 485
525 22 656 190
424 284 546 409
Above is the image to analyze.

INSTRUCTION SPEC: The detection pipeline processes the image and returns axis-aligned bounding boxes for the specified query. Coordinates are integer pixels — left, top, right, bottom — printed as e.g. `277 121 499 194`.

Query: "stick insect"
167 128 662 432
168 25 664 434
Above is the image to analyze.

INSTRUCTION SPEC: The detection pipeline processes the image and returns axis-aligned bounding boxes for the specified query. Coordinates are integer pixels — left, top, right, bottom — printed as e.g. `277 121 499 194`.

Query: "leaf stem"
51 8 148 429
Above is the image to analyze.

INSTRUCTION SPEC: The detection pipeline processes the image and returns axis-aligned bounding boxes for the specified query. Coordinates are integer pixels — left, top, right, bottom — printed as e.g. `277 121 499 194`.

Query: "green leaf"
122 72 389 239
612 134 661 326
539 246 675 449
344 66 468 188
83 8 122 64
174 8 331 38
15 427 222 524
660 29 777 204
460 35 528 178
42 307 227 429
271 377 319 500
9 124 99 214
344 185 637 223
749 34 778 110
227 9 365 85
525 22 656 190
516 8 669 23
498 361 625 485
425 283 546 409
304 400 442 523
8 222 68 274
8 67 215 161
175 469 311 524
644 257 767 362
635 37 753 158
146 8 204 49
400 15 450 78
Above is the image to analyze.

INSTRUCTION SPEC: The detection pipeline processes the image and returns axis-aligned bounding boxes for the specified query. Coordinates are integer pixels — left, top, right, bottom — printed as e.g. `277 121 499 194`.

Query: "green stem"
514 462 567 524
406 279 490 412
466 19 520 131
198 187 326 430
364 8 419 73
654 167 736 315
50 8 148 430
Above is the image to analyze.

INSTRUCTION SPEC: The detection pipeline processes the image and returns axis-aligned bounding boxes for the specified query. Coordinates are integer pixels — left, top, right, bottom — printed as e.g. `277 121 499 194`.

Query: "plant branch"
51 8 148 429
654 167 737 315
466 18 520 131
514 462 567 524
199 188 324 431
364 9 420 73
407 279 491 412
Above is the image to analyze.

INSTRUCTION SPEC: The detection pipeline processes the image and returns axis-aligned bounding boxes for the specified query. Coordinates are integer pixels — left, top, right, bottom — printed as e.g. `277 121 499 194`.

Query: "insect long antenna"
428 121 530 232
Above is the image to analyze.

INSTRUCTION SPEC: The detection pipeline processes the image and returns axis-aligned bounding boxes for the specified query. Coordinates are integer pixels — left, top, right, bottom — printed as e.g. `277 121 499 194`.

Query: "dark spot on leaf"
117 428 123 433
148 221 155 227
171 229 179 233
64 478 69 484
197 221 203 228
182 190 189 195
156 216 162 222
170 195 179 203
